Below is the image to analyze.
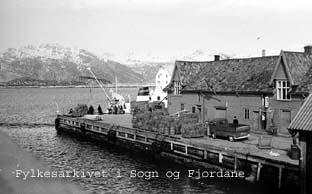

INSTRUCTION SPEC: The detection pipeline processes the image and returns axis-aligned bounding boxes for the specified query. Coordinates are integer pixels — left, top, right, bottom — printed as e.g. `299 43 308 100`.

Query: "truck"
208 118 250 141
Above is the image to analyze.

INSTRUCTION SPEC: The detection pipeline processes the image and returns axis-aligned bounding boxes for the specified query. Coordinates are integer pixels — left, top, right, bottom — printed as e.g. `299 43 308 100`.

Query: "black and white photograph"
0 0 312 194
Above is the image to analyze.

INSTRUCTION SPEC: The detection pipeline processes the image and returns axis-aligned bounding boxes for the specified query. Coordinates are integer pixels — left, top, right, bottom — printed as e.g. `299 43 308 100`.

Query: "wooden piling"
234 157 238 171
278 167 283 189
219 153 223 163
256 162 262 182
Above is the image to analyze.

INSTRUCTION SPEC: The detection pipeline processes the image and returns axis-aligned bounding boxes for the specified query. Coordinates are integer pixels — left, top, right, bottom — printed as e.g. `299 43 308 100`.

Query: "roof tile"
177 56 278 92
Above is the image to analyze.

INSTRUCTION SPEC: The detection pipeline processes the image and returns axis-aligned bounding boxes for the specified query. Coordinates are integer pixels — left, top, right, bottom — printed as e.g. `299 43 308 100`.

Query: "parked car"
208 118 250 141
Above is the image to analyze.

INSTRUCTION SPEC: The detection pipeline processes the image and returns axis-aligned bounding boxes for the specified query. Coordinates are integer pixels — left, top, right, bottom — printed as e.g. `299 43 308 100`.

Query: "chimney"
214 55 220 61
304 45 312 55
262 49 266 57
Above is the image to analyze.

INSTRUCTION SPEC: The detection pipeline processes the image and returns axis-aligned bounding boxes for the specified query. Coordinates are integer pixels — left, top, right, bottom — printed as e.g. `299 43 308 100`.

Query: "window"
181 103 184 111
192 107 196 113
276 80 290 100
157 96 160 100
244 108 250 120
174 81 181 95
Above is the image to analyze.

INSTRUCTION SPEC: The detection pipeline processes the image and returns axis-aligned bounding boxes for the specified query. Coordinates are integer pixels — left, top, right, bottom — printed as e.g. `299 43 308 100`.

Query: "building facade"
165 46 312 135
151 66 171 107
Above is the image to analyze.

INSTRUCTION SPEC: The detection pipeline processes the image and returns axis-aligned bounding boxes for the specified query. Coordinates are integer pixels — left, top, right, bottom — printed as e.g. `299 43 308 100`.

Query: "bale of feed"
169 125 176 135
162 123 170 135
181 123 206 138
135 112 151 123
179 113 199 120
137 121 143 128
174 120 182 134
132 119 138 128
164 127 170 135
152 110 165 116
72 104 88 117
179 115 199 125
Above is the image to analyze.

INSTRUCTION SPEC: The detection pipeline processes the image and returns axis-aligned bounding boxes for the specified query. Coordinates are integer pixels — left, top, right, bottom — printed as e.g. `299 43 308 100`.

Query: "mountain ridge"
0 44 146 86
0 44 233 87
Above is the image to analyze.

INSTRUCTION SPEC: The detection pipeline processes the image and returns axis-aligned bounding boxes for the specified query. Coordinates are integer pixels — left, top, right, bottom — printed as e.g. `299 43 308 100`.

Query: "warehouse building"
164 46 312 135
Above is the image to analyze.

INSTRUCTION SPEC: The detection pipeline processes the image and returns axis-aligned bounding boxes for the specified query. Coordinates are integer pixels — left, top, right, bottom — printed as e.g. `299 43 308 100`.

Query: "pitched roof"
166 56 279 93
165 50 312 94
288 94 312 132
282 51 312 92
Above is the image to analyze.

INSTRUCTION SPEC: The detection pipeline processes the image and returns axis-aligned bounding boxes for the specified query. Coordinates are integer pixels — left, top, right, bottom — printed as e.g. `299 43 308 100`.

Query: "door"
280 110 291 135
215 108 226 119
261 112 267 130
253 111 260 131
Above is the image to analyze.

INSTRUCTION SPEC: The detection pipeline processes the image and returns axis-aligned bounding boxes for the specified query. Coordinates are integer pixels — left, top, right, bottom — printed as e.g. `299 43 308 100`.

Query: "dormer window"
276 80 290 100
174 81 181 95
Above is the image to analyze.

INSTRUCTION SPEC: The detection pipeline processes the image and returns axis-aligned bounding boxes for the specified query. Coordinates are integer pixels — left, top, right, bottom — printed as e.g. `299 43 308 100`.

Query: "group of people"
68 102 128 115
87 105 104 115
68 104 104 115
108 104 125 114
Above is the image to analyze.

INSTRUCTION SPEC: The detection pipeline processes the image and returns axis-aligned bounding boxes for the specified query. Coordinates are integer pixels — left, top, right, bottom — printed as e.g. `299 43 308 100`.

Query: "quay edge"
55 115 300 192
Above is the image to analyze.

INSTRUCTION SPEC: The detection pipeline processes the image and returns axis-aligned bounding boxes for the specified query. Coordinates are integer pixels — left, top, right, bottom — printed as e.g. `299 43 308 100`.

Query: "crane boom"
87 67 111 105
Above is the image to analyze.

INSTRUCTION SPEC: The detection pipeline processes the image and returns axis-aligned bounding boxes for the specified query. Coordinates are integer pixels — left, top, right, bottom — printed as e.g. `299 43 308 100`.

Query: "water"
0 88 277 194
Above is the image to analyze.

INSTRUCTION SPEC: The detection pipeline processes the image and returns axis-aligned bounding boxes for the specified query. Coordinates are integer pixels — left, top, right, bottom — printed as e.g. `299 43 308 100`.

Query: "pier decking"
56 114 299 190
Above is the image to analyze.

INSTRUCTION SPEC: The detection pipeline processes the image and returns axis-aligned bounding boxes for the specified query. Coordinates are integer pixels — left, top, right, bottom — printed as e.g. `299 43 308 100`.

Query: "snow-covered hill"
99 49 232 84
0 44 144 85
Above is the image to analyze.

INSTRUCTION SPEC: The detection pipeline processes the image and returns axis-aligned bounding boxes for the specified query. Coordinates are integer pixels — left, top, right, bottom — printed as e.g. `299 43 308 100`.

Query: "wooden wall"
168 92 265 132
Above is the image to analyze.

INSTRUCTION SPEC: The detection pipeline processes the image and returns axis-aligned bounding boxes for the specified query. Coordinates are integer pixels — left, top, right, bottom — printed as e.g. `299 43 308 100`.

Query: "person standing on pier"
98 105 103 115
233 116 239 126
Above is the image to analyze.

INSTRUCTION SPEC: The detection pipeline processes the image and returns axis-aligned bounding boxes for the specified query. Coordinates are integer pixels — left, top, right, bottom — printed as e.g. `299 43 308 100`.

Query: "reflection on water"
0 88 276 194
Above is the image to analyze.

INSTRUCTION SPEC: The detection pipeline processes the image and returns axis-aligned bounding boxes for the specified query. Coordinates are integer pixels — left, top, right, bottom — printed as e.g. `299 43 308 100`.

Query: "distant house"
151 66 172 107
164 46 312 135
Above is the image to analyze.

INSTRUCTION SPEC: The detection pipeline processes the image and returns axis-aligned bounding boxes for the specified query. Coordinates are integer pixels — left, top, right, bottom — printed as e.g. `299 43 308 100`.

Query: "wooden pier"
55 114 299 190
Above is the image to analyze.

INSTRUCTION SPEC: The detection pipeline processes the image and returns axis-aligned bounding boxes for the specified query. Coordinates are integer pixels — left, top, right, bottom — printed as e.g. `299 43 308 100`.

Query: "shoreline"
0 84 156 89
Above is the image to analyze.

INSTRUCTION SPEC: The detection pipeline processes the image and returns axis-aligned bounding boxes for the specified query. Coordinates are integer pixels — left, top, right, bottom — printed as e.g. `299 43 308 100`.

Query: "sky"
0 0 312 60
